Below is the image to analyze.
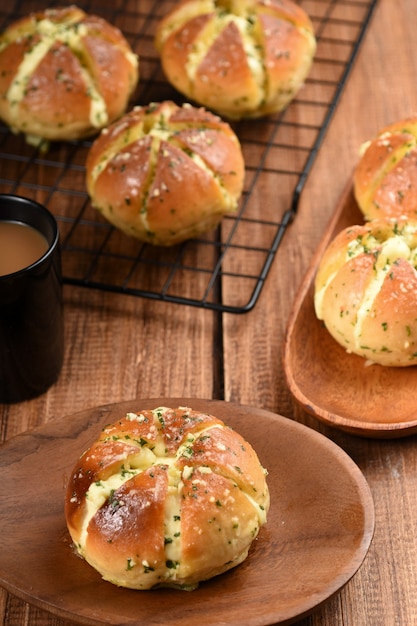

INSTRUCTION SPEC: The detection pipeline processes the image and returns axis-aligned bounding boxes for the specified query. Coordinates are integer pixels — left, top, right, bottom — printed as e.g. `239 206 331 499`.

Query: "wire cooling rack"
0 0 378 313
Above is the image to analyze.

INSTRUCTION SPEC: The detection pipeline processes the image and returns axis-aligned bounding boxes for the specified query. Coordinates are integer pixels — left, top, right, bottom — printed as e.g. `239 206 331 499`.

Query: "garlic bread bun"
0 5 138 145
354 117 417 220
155 0 316 120
65 406 270 590
314 218 417 367
85 101 245 246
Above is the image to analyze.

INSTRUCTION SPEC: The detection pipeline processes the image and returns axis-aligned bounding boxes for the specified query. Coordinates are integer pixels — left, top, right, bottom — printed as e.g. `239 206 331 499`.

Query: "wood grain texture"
2 0 417 625
0 398 374 626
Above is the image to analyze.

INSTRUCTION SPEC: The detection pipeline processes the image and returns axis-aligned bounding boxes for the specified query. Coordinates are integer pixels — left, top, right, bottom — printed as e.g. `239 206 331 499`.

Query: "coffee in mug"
0 194 64 403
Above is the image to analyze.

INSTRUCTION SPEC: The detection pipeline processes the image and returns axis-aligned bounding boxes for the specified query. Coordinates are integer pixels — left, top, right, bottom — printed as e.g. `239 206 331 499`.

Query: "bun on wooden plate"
0 5 138 146
154 0 316 120
85 100 245 246
65 406 269 590
354 117 417 220
314 218 417 367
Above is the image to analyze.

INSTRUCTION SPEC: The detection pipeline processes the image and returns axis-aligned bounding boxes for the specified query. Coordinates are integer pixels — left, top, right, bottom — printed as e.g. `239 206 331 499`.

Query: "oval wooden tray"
284 182 417 438
0 397 374 625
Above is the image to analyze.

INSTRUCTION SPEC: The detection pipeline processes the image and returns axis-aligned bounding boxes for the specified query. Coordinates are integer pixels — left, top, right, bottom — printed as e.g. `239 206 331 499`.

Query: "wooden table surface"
1 0 417 624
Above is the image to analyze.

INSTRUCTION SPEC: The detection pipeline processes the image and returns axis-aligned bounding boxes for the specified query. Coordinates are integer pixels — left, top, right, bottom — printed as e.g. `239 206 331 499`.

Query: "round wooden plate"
0 398 374 626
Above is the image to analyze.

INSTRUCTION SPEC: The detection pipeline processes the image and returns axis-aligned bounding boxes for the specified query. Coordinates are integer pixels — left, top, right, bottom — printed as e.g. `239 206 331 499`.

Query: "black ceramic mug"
0 194 64 403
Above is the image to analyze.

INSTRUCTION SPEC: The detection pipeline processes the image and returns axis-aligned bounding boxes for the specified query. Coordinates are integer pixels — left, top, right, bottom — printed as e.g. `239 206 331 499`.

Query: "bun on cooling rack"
85 100 245 246
154 0 316 120
0 5 138 146
314 218 417 367
65 406 269 590
354 117 417 220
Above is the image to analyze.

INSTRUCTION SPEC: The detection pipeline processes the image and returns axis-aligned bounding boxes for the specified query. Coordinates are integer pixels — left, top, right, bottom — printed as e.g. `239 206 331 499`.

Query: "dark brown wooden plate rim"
0 397 375 625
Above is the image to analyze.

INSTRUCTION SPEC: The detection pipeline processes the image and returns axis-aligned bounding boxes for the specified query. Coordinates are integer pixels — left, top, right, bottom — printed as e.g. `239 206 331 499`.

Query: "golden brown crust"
353 117 417 220
314 218 417 366
0 6 138 145
65 406 269 590
155 0 316 120
85 101 245 246
84 467 169 586
192 20 262 116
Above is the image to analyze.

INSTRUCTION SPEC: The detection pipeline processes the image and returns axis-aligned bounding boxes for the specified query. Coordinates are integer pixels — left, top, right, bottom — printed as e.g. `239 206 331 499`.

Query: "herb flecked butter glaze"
314 218 417 367
65 406 269 590
85 101 245 246
155 0 316 120
354 116 417 221
0 5 138 147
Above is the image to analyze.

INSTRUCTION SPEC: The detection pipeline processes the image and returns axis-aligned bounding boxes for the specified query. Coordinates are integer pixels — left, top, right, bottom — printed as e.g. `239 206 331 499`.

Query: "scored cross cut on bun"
353 117 417 221
314 218 417 367
65 406 270 590
85 100 245 246
155 0 316 120
0 5 139 147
